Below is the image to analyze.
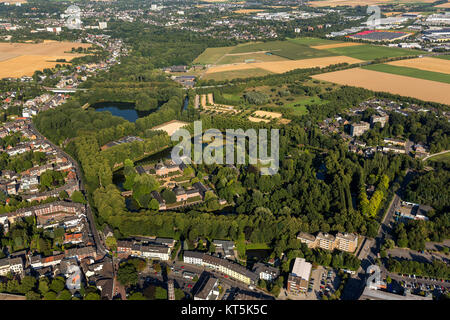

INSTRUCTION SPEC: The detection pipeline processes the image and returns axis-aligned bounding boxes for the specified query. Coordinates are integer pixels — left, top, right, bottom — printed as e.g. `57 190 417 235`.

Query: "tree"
57 289 73 300
128 292 147 300
84 292 101 300
49 277 65 293
161 189 176 204
19 276 37 294
26 291 41 300
155 287 167 300
38 278 49 294
43 291 57 300
117 262 138 286
71 191 86 204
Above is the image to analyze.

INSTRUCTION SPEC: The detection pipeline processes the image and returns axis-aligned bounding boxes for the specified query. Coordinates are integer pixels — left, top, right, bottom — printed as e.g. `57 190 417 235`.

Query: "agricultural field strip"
205 56 364 74
362 64 450 84
386 57 450 75
312 68 450 105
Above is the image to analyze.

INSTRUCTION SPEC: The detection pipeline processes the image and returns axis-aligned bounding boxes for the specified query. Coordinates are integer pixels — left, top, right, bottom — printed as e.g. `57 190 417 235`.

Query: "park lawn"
229 40 336 60
327 44 421 61
426 152 450 165
287 37 342 46
193 46 234 64
362 63 450 84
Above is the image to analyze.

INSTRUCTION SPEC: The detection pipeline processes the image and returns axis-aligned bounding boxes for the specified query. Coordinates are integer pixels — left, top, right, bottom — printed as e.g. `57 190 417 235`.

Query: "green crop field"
229 40 336 60
436 55 450 60
362 64 450 84
287 37 342 46
327 44 421 61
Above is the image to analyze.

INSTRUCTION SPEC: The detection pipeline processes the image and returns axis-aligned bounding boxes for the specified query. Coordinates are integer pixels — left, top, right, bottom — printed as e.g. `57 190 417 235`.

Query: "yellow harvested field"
253 110 282 119
435 2 450 8
311 42 364 50
206 56 363 74
151 120 189 137
0 41 91 78
248 116 270 123
387 57 450 75
234 9 265 14
312 68 450 105
309 0 436 7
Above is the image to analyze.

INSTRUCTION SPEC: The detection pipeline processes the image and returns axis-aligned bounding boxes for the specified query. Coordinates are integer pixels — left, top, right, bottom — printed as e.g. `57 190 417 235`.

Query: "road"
341 170 415 300
29 122 107 256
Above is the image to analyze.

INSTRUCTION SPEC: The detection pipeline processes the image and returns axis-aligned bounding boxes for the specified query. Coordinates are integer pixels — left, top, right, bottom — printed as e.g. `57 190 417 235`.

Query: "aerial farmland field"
386 57 450 75
0 41 91 78
228 40 336 60
326 44 421 60
362 64 450 84
312 68 450 104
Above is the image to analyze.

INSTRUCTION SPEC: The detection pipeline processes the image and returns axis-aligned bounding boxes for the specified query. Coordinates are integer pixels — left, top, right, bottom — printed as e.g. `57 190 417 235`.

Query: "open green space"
229 40 336 60
327 44 421 61
287 37 342 46
362 63 450 84
202 68 273 81
193 46 234 64
426 152 450 165
436 55 450 60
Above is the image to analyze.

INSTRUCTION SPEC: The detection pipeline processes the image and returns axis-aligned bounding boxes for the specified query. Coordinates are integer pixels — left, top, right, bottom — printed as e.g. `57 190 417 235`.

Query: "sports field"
312 68 450 105
362 64 450 84
0 41 91 78
326 44 420 60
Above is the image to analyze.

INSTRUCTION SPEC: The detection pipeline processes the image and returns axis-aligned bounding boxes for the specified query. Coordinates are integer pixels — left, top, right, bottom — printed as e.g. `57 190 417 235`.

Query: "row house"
65 246 97 261
183 252 258 285
116 240 172 261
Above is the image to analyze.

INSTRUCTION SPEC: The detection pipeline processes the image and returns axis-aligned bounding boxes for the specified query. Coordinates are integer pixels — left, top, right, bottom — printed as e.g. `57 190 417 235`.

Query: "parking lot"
397 278 449 298
304 267 341 300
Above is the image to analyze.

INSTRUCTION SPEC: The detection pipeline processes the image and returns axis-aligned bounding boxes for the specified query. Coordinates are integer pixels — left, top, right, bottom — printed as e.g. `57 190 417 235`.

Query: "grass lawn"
193 46 234 64
436 55 450 60
221 93 242 103
229 40 336 60
362 63 450 84
245 242 271 250
218 52 288 65
287 37 342 46
327 44 421 61
426 152 450 165
202 68 273 81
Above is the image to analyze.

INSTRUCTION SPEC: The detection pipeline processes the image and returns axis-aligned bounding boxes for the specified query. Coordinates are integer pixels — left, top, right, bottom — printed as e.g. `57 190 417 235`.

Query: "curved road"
29 122 107 256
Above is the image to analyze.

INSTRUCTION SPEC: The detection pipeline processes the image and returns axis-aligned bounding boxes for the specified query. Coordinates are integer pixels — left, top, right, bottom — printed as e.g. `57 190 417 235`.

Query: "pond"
92 102 154 122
